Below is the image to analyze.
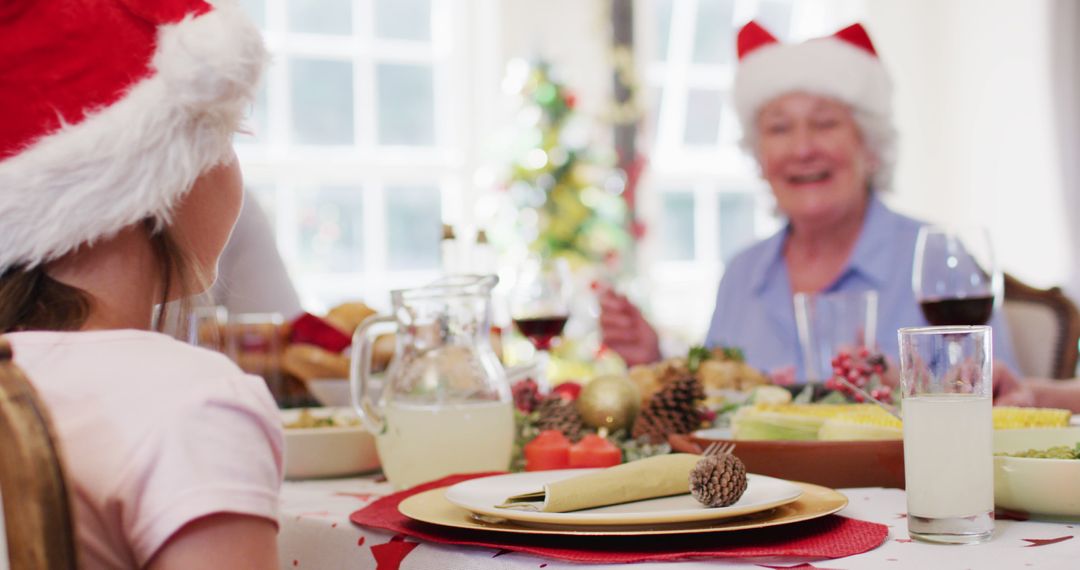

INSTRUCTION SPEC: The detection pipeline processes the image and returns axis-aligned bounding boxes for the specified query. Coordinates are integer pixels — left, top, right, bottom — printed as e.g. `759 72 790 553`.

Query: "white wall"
866 0 1071 290
494 0 614 135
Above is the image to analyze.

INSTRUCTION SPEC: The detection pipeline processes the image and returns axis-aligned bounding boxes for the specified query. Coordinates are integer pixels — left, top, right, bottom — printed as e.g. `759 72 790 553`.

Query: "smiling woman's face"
754 92 876 228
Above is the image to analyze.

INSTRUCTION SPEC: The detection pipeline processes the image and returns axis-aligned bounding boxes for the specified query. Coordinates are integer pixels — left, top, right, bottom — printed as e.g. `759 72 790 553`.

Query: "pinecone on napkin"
689 453 748 507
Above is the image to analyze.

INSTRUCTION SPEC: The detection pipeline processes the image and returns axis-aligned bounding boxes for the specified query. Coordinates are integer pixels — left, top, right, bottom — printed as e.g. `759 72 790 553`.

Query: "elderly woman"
601 21 1017 380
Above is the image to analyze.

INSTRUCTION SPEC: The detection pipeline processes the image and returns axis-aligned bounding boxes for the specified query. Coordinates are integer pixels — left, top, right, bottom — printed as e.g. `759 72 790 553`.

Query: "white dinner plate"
443 469 803 527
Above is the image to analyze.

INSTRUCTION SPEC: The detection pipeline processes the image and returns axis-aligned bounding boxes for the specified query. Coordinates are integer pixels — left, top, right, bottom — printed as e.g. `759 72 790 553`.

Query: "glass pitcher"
350 274 513 489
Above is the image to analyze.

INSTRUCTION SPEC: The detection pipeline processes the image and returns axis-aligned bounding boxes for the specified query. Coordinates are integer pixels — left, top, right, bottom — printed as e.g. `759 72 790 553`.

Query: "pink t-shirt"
6 329 283 569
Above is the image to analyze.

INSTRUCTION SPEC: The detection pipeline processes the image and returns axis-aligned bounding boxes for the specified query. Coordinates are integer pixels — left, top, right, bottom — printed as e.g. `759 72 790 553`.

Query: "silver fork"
702 441 736 457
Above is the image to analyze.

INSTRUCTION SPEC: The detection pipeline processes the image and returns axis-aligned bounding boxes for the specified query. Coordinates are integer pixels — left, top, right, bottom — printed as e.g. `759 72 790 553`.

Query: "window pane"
375 0 431 41
756 0 793 41
692 0 735 64
290 58 354 145
376 64 435 145
239 0 265 29
660 192 695 261
718 194 756 263
296 187 364 273
683 89 721 146
287 0 352 35
652 0 674 61
646 86 663 148
386 186 441 270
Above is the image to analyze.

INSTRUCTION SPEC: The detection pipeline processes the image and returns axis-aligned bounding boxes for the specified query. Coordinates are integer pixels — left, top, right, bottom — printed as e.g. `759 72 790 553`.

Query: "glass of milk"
898 326 993 544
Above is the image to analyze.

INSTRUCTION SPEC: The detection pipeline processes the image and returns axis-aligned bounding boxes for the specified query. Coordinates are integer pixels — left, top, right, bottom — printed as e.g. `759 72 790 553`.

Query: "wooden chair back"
0 338 77 569
1003 273 1080 379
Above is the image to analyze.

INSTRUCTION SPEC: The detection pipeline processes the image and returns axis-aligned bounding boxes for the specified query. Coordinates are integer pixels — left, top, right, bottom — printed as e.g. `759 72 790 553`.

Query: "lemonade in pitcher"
351 275 515 489
376 400 514 489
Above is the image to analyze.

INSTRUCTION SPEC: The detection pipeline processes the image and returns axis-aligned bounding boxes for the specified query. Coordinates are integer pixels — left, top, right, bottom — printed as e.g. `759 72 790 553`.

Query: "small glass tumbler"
187 305 228 352
898 325 994 544
226 312 286 405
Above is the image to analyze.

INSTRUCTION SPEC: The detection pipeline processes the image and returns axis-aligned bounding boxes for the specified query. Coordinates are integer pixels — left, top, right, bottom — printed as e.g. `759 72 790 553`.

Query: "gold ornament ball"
576 374 641 431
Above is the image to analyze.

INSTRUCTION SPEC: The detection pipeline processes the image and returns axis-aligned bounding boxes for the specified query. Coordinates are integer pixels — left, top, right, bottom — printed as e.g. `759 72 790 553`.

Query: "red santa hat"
733 21 895 189
734 21 892 127
0 0 267 273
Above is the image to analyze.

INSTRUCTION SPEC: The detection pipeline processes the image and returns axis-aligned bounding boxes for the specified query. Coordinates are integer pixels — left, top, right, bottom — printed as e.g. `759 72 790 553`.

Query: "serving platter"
691 429 905 489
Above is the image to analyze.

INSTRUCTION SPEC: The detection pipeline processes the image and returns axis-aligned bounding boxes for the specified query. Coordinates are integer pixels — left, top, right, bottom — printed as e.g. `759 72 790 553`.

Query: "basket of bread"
281 302 396 406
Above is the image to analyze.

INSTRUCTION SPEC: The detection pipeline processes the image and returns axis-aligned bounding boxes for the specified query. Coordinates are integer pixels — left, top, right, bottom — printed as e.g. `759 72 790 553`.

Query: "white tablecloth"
279 476 1078 569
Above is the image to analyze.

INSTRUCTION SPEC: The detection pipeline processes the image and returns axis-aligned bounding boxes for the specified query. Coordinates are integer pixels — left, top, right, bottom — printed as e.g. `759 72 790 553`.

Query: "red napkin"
350 473 889 564
289 312 352 352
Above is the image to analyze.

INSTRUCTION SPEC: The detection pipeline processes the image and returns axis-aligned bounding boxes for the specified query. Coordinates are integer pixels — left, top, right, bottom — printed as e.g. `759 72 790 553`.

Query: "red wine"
513 315 569 351
919 296 995 326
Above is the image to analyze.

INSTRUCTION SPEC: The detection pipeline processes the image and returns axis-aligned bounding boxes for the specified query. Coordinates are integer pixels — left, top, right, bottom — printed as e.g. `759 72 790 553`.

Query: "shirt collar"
749 195 898 294
841 195 897 288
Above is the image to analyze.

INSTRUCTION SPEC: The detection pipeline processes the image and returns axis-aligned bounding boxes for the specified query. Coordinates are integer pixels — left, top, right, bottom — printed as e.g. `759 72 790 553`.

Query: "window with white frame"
636 0 864 344
235 0 476 312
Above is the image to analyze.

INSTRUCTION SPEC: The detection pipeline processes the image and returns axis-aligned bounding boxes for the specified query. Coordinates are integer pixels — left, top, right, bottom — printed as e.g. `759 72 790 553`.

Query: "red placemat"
350 473 889 564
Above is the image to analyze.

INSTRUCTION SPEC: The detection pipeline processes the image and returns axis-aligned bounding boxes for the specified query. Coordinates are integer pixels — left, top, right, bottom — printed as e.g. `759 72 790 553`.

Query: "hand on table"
596 284 661 367
992 362 1038 407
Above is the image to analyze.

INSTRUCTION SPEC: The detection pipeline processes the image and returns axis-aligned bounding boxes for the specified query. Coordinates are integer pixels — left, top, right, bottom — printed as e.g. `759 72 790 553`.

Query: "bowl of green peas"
994 427 1080 519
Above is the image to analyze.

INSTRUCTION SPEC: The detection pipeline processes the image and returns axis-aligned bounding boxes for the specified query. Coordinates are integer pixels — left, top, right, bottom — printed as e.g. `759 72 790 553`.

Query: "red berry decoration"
512 378 543 413
830 349 891 404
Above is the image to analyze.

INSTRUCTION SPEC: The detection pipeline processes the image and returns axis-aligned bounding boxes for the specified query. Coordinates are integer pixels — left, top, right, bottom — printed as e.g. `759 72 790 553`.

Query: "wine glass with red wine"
913 226 1002 326
510 257 571 380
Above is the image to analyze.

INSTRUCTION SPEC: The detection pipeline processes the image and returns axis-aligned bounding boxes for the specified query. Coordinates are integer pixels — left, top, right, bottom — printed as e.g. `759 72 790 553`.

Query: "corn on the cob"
819 408 903 441
730 403 1071 441
991 406 1070 429
731 403 882 440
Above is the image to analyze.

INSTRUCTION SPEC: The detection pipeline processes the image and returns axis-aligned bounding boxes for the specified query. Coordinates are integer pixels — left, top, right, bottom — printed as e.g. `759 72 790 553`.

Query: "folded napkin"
499 453 701 512
349 472 891 564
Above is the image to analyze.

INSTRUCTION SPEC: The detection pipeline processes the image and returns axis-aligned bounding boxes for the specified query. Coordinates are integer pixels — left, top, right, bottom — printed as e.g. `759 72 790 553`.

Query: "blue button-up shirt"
704 196 1017 381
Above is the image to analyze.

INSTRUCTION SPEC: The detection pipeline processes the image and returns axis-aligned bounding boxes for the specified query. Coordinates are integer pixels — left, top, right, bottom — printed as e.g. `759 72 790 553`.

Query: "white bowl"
307 378 351 407
281 407 380 479
307 377 384 408
994 427 1080 518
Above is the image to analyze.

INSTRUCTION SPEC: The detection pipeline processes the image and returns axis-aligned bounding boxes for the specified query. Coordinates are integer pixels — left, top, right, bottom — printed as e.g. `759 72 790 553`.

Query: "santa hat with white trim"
733 21 892 128
0 0 266 274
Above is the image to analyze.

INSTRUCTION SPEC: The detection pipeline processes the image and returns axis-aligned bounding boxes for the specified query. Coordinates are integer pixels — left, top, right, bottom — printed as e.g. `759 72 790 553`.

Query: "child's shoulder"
10 329 267 405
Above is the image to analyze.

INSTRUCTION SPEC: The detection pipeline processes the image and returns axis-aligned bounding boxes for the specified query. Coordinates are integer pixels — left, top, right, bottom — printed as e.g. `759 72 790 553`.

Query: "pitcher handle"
350 315 396 434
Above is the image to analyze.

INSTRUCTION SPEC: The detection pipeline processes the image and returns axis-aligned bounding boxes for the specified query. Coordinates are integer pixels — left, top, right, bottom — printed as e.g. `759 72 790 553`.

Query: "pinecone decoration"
536 395 587 442
690 453 748 507
632 375 704 443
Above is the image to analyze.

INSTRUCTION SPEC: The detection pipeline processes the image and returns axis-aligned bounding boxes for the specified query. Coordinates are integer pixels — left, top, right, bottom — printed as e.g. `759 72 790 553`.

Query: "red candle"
568 434 622 468
524 430 571 471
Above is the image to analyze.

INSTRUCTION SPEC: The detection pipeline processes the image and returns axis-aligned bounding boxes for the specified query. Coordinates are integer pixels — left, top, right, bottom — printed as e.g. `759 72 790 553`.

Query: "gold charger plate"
399 481 848 536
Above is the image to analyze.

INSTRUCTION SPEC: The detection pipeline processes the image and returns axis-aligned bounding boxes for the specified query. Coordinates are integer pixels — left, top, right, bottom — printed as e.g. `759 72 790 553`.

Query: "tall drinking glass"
793 290 879 383
898 325 993 544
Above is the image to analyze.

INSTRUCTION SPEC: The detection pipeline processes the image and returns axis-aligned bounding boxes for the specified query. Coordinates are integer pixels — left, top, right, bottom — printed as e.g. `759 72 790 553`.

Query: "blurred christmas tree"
502 60 632 272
